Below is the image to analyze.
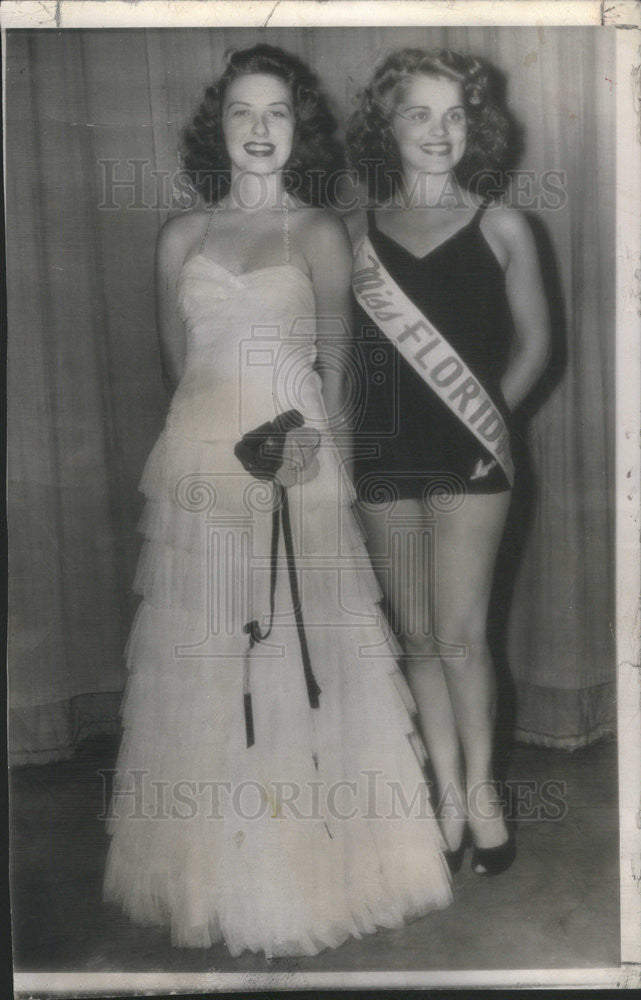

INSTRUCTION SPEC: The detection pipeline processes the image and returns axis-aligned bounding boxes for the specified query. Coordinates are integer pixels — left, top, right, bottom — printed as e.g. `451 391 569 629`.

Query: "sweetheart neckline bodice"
179 252 314 292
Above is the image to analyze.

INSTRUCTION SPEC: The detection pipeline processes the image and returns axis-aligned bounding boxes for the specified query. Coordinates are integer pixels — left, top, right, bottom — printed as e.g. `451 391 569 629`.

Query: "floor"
10 735 619 976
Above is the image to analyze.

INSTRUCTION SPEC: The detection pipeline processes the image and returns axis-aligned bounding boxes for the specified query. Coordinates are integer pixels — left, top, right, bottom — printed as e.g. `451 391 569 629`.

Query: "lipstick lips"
420 142 452 155
243 142 276 157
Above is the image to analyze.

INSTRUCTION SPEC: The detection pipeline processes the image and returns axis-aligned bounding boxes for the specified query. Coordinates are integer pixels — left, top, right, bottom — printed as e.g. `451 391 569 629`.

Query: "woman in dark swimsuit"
345 49 551 874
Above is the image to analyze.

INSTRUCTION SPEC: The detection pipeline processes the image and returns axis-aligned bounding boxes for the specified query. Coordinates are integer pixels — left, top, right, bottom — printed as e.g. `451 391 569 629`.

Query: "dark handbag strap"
242 482 321 748
280 487 321 709
242 498 281 748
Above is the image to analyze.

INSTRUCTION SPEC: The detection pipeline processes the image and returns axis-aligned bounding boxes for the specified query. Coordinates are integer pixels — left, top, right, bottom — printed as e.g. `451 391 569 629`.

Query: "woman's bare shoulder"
479 202 534 271
294 205 353 260
156 208 211 258
481 202 531 246
341 207 368 250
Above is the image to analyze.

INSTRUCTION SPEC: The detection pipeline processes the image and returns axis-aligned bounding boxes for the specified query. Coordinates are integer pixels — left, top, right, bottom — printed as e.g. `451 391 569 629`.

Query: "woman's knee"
400 630 444 662
400 622 490 667
438 628 490 670
429 609 487 662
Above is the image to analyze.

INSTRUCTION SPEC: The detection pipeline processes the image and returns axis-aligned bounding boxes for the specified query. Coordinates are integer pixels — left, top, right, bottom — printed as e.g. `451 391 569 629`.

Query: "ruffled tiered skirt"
103 418 452 957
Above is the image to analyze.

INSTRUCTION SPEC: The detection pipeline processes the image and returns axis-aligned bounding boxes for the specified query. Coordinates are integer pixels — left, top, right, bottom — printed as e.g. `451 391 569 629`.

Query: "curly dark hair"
182 43 343 205
346 48 517 202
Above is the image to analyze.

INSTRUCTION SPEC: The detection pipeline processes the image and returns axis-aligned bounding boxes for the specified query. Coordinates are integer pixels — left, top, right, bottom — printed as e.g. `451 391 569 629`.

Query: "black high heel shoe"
471 824 516 876
444 827 470 875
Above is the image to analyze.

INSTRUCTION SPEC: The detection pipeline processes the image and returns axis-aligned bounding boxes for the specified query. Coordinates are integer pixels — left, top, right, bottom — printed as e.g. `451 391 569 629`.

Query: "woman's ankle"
440 813 468 852
466 780 508 847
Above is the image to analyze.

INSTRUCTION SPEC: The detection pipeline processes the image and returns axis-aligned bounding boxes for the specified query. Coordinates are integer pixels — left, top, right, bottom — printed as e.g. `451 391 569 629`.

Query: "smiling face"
222 73 295 178
391 73 467 177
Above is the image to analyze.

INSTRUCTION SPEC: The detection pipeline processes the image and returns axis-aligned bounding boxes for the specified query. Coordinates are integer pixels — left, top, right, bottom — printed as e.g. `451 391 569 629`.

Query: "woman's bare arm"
302 209 355 466
486 208 552 412
342 207 368 253
155 215 197 394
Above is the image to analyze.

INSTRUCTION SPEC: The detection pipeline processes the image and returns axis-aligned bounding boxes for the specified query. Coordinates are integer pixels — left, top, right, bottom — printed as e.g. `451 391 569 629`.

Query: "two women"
104 43 550 957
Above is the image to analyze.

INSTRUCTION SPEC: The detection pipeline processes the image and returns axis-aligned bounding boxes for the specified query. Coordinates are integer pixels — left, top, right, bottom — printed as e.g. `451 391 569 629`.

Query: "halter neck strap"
198 196 291 263
198 206 216 254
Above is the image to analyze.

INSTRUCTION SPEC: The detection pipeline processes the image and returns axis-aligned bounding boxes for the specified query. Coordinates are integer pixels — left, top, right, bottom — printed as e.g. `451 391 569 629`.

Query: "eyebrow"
400 104 465 113
226 100 292 109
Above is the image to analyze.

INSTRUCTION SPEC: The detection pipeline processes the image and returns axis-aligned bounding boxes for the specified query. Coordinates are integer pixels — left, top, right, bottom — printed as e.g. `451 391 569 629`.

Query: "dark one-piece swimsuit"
352 203 515 500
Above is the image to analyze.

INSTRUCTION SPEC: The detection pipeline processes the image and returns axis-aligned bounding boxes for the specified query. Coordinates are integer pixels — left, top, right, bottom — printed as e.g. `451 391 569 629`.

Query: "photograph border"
3 0 640 993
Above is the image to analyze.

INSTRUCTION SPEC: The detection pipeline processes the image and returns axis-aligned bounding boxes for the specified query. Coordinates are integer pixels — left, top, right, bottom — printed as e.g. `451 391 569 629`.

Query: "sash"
353 234 514 488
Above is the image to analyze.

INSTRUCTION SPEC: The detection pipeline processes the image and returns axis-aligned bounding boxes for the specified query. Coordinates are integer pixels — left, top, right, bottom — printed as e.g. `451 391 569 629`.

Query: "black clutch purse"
234 408 320 486
234 409 322 750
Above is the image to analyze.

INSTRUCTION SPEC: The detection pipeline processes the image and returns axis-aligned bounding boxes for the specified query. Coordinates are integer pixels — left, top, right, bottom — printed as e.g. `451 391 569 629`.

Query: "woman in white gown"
103 44 452 958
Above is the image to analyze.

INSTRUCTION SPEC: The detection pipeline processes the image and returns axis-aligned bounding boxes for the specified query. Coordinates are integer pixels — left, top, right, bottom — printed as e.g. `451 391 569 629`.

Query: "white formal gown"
103 212 452 957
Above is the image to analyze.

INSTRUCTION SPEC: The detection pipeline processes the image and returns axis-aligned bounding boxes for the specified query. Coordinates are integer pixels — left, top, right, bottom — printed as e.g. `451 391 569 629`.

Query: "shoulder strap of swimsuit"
366 207 379 233
469 200 491 229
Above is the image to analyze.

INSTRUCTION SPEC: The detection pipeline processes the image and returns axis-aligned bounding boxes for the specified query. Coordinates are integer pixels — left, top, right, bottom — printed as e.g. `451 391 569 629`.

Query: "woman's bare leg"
357 499 467 851
357 490 512 850
431 491 512 849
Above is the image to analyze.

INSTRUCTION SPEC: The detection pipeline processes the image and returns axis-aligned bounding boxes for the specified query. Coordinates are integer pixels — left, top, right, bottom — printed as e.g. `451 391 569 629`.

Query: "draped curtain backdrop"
7 26 616 764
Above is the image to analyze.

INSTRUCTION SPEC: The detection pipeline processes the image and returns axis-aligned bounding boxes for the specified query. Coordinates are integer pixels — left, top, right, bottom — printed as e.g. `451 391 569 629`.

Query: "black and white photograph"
4 0 641 995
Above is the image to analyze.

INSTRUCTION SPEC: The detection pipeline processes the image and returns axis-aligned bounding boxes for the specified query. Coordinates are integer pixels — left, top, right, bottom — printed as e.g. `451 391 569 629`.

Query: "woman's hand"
483 207 552 413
